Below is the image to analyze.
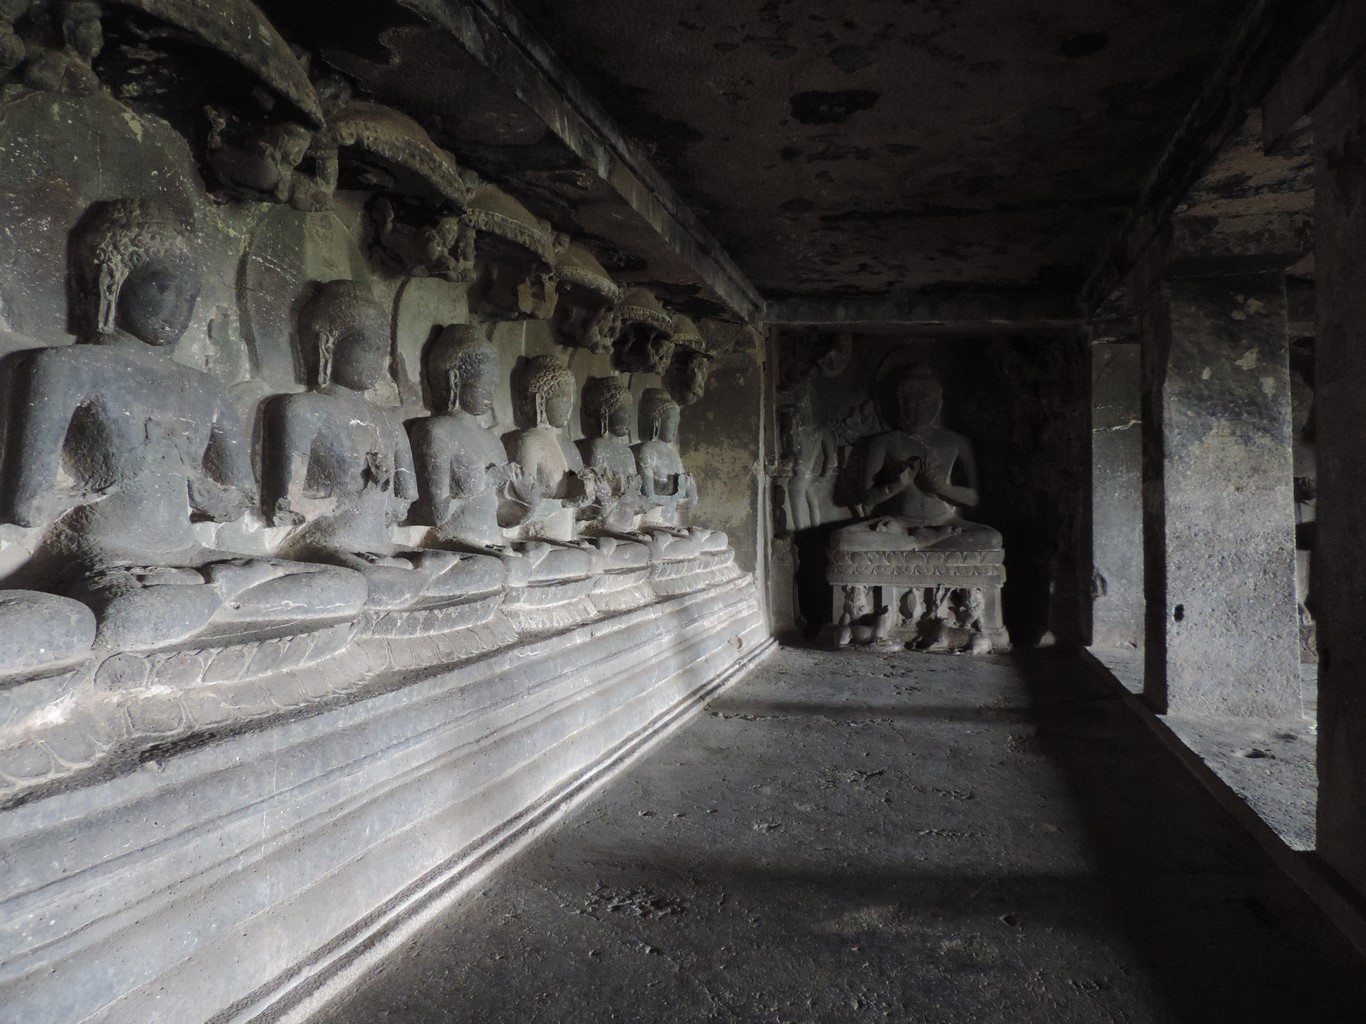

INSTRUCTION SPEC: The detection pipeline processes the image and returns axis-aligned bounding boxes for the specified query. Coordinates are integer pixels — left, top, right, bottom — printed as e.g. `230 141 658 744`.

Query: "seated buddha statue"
407 325 586 583
632 388 728 558
0 199 367 651
501 355 643 573
576 375 646 537
834 364 1001 552
262 280 504 610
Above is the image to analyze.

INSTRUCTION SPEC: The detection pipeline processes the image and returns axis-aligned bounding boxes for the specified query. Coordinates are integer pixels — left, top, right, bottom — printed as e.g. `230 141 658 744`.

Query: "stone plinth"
0 576 769 1024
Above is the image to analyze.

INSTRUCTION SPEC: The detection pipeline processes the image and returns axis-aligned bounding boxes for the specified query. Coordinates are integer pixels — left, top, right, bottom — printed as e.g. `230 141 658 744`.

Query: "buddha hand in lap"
574 376 652 571
408 325 581 585
500 355 629 575
632 388 728 559
264 281 503 610
0 200 366 650
834 365 1001 554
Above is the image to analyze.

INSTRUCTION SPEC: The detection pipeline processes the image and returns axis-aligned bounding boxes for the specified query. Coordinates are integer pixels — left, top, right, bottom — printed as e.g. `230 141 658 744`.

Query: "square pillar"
1312 60 1366 894
1090 338 1144 648
1140 272 1299 716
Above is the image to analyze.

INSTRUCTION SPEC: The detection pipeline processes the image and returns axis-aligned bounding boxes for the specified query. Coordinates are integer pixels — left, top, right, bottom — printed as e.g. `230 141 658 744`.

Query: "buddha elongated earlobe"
317 333 335 387
447 368 460 413
535 391 546 426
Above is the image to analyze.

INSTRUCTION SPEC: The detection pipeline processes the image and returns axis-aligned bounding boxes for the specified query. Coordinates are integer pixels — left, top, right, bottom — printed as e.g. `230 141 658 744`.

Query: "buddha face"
117 258 200 347
606 403 631 438
896 378 942 431
458 351 498 416
544 385 574 429
330 320 389 391
656 404 680 443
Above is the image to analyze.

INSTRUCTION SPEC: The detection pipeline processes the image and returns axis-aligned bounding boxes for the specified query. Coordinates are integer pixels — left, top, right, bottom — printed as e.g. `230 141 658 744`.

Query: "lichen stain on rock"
788 90 881 125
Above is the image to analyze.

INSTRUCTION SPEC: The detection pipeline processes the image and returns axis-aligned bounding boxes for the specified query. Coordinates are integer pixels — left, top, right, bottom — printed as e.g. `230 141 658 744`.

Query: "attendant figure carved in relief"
0 200 366 650
633 388 728 556
408 325 583 582
24 0 102 95
263 280 503 609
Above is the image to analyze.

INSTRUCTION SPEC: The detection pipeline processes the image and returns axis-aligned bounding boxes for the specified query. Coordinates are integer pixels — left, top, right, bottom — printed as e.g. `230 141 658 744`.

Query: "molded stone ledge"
0 576 768 1024
649 548 743 597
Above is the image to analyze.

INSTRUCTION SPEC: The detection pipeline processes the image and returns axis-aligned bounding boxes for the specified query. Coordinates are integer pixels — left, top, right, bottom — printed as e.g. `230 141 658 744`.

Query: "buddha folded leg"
836 516 1002 553
69 560 371 650
354 549 506 610
0 590 98 674
516 541 595 581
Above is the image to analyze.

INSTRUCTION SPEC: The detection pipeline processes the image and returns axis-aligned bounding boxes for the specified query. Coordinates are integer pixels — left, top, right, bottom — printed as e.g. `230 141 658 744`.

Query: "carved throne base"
591 567 656 613
827 546 1009 654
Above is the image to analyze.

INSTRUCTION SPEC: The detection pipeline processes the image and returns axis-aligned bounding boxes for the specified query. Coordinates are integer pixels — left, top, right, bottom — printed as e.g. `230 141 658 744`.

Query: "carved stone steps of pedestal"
502 575 600 633
358 591 504 638
649 548 743 597
0 576 768 1024
590 567 656 614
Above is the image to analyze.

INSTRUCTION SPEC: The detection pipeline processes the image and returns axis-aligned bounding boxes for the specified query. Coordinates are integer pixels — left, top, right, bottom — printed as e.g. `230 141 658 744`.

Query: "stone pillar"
1090 336 1144 648
1140 271 1299 716
1312 60 1366 894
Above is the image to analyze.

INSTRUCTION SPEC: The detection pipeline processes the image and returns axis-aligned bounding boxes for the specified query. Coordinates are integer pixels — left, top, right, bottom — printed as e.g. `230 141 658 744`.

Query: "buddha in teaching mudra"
408 325 588 582
264 281 504 609
836 364 1001 552
0 200 367 649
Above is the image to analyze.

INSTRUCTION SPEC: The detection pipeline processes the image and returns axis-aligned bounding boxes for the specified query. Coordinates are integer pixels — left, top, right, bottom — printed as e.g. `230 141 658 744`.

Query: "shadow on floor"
1015 652 1366 1024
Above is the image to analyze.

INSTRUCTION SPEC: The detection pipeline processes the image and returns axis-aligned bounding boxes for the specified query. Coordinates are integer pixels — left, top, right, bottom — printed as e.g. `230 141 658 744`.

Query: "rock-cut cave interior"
1 1 1365 1021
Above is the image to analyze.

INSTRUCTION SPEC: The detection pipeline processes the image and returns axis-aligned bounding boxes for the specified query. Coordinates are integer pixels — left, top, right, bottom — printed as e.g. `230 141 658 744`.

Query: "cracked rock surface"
320 647 1365 1022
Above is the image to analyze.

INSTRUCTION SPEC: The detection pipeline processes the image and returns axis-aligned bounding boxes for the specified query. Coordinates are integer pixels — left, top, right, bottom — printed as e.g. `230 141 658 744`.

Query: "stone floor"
317 647 1365 1023
1089 646 1318 850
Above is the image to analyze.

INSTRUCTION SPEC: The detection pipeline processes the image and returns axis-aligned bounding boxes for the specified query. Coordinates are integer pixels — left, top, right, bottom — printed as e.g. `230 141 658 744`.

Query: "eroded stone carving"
465 183 562 319
578 375 645 535
614 288 675 375
829 365 1007 653
23 0 101 95
663 314 714 406
553 244 623 354
634 387 729 563
205 111 334 211
264 279 504 610
0 200 368 651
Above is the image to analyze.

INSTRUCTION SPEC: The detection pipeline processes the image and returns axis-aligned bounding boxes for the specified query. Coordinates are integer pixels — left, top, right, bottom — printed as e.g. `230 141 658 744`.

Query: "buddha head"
639 387 681 444
582 375 632 440
71 198 200 346
894 365 943 432
427 324 498 416
515 354 575 430
298 280 389 391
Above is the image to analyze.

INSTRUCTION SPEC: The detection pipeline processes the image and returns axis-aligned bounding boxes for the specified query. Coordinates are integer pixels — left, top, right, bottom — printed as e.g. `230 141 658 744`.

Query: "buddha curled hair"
582 375 631 418
428 323 496 409
71 198 193 338
639 387 679 439
297 279 387 387
515 354 574 425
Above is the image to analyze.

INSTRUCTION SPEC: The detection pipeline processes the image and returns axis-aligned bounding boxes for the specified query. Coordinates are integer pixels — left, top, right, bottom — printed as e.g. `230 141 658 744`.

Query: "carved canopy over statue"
829 364 1008 654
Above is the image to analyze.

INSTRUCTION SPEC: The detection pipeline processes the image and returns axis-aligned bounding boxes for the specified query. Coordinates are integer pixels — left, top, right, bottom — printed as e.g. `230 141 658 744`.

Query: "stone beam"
1080 0 1334 315
401 0 765 323
765 293 1082 332
1264 0 1366 152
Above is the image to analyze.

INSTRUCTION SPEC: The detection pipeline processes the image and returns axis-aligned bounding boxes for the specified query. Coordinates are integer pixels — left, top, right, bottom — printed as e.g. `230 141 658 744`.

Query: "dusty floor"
318 647 1365 1023
1090 646 1318 851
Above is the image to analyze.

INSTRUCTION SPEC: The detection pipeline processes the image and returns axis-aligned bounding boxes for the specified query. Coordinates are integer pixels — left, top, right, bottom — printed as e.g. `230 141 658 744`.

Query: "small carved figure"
205 110 334 211
613 288 675 375
0 200 367 649
834 585 893 648
23 0 101 95
781 387 838 532
264 280 504 609
664 316 714 406
369 198 476 282
0 0 29 79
